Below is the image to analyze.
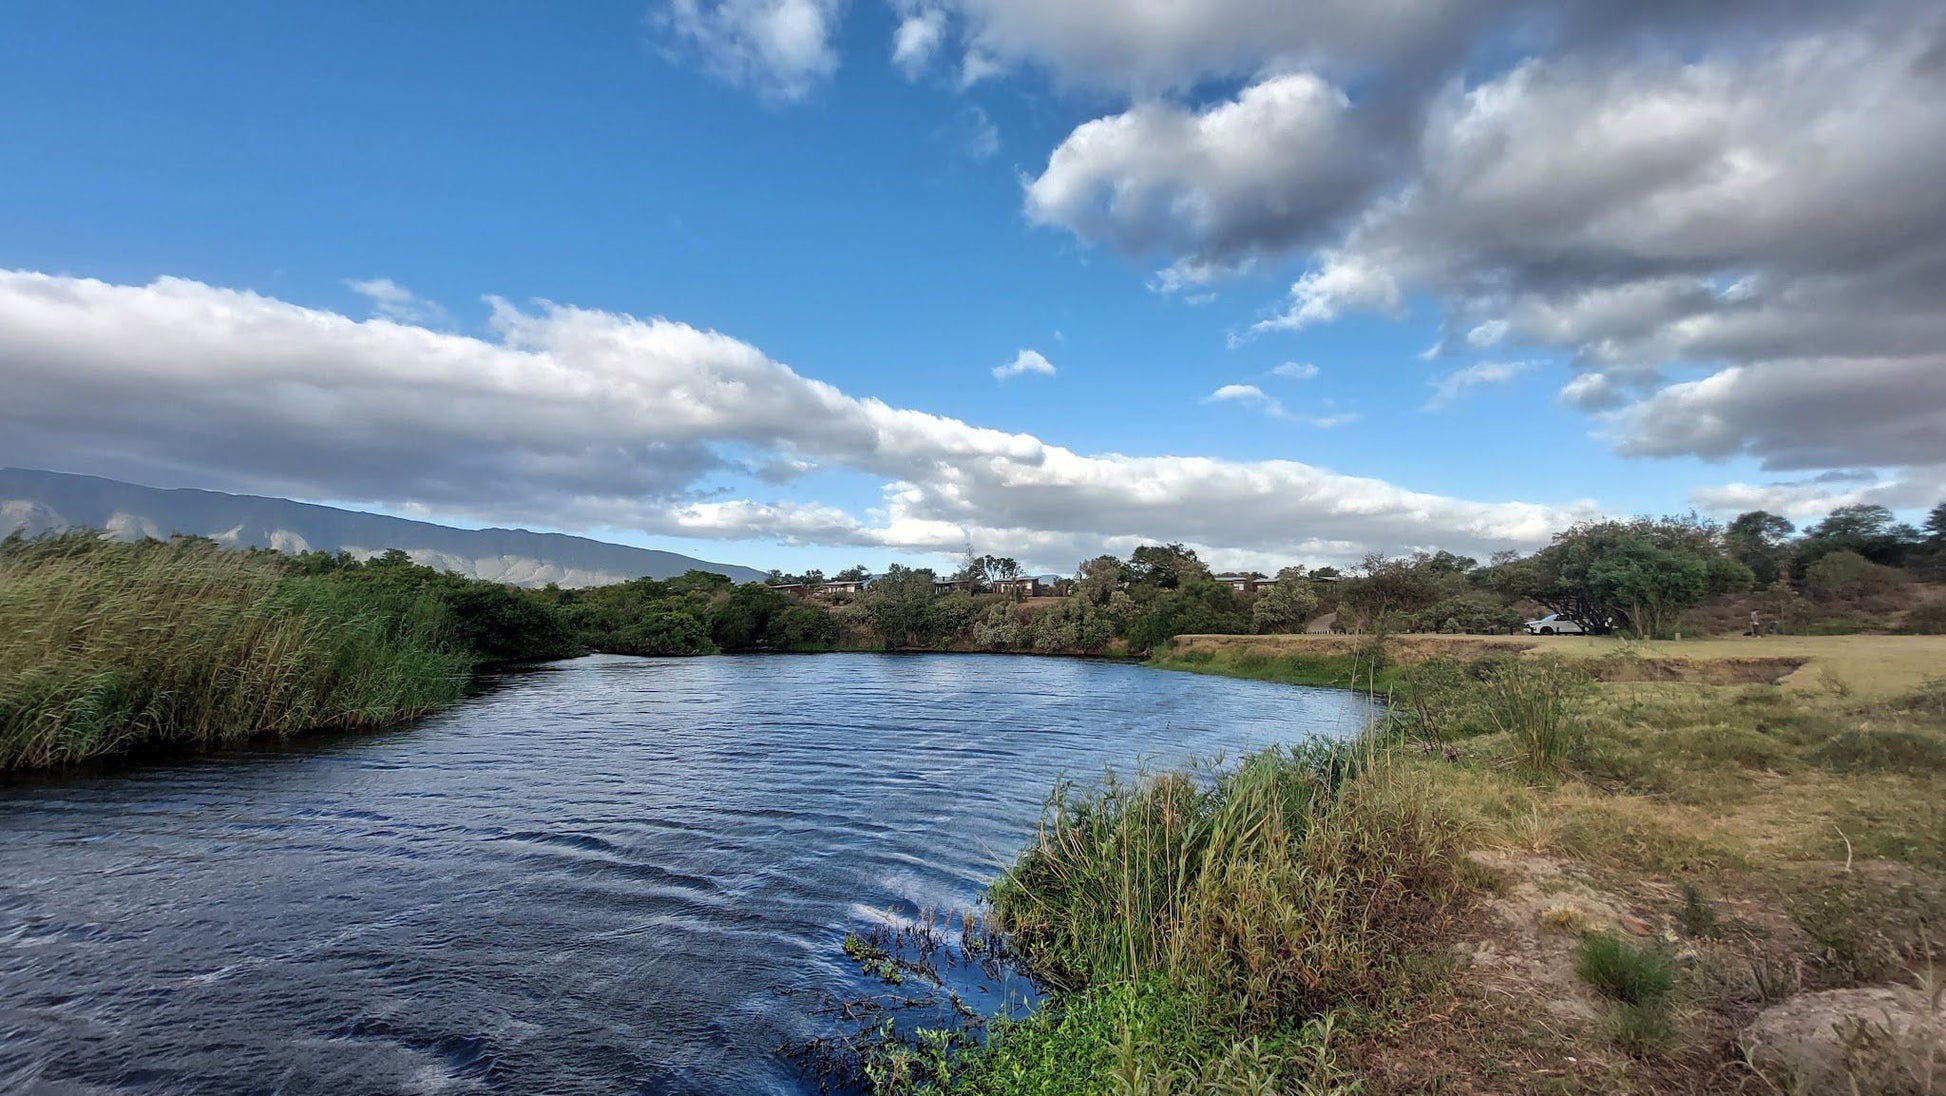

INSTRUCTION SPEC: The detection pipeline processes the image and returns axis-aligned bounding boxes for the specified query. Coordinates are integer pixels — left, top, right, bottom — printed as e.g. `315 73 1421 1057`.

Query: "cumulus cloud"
1425 360 1536 410
1025 74 1383 265
658 0 842 101
992 348 1055 380
0 269 1591 569
1011 2 1944 483
1248 252 1400 336
1271 361 1319 380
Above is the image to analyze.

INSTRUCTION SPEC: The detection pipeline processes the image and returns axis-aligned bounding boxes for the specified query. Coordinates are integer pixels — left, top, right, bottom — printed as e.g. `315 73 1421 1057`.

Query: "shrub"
1803 550 1899 601
1574 932 1677 1006
1899 601 1946 635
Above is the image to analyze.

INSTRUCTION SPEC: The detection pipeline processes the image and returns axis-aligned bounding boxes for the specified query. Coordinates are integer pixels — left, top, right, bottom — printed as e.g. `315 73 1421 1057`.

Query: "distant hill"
0 468 767 587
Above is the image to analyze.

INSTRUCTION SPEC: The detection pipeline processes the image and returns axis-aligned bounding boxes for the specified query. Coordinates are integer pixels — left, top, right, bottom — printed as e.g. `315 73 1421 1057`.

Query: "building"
990 577 1042 598
1214 572 1262 595
812 578 870 600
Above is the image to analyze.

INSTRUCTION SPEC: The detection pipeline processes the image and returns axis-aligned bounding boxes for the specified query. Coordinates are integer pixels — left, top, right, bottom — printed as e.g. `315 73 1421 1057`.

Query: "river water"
1 653 1376 1095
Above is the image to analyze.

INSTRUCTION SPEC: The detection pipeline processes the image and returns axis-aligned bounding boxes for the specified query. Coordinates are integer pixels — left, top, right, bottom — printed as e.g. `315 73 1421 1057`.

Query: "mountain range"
0 468 767 587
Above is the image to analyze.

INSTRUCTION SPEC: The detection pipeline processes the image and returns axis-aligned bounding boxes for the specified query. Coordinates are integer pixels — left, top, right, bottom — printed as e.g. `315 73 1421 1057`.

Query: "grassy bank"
849 640 1946 1093
1145 639 1407 694
0 533 573 770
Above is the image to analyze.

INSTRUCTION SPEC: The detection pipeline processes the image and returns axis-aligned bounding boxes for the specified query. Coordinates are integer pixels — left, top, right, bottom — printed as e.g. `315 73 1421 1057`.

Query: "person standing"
1749 609 1762 637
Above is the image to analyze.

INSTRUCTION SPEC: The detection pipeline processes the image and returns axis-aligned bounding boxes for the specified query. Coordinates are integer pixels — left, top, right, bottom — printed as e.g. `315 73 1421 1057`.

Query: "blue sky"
2 2 1941 574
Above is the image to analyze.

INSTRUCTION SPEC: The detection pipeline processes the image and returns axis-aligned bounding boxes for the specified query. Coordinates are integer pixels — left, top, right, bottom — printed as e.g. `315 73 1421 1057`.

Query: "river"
1 653 1377 1095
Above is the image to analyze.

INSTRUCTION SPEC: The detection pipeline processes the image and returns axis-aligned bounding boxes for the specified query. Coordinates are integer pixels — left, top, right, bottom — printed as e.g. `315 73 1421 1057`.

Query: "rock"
1619 914 1652 936
1744 985 1943 1094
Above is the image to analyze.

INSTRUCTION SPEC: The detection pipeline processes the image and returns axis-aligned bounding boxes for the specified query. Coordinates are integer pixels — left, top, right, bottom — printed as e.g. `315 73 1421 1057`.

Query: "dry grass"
1174 632 1946 698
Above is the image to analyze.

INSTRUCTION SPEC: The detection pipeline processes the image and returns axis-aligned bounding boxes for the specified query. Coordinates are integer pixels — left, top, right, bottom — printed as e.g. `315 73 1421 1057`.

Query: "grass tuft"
1573 932 1678 1006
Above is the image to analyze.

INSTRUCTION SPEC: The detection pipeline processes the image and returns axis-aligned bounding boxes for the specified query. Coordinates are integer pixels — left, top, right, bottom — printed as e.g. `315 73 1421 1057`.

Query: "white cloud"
1271 361 1319 380
958 48 1003 87
1690 469 1946 522
1425 360 1536 410
0 269 1591 569
1204 382 1357 429
963 105 999 159
992 348 1056 380
1025 74 1379 263
1558 371 1627 412
1206 383 1273 406
891 7 946 77
659 0 842 101
1022 8 1946 482
1250 252 1400 335
1465 319 1508 348
345 278 447 325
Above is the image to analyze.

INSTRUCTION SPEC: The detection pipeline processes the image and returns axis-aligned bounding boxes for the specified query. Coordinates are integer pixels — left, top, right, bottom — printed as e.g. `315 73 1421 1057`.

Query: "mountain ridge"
0 468 767 587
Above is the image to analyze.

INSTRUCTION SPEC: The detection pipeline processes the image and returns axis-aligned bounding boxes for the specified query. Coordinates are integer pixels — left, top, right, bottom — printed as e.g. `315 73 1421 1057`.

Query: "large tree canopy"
1489 517 1752 638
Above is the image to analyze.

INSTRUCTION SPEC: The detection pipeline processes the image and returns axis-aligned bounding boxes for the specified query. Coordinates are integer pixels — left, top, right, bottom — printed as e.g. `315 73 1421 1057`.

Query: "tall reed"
986 740 1461 1031
0 533 470 769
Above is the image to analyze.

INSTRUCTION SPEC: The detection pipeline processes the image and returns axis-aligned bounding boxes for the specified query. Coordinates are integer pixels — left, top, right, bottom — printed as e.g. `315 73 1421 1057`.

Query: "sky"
2 1 1943 576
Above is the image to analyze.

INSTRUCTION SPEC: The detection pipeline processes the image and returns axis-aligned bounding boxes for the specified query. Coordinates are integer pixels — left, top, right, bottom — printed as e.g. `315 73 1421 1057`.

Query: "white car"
1524 613 1587 636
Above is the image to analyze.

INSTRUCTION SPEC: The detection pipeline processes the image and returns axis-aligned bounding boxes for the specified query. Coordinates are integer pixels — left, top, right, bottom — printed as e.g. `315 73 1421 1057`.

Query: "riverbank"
858 636 1946 1093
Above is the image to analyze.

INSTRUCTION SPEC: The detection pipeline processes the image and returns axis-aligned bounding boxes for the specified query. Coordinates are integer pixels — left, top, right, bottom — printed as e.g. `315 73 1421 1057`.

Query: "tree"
1251 568 1320 634
1585 539 1709 639
1076 555 1123 603
1121 580 1247 653
1506 517 1752 637
617 607 713 656
832 565 872 582
859 564 938 647
1726 510 1796 586
1797 504 1922 569
1927 501 1946 543
1336 553 1448 630
1125 543 1210 589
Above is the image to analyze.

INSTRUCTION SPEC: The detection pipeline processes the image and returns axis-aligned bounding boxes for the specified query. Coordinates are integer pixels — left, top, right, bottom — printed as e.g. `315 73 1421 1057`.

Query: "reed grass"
0 533 472 769
930 740 1464 1092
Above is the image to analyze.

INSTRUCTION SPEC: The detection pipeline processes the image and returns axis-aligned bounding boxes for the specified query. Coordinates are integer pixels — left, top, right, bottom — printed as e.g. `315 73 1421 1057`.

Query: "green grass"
1573 932 1680 1058
1573 933 1677 1006
889 978 1355 1096
864 741 1465 1093
0 533 475 769
1145 643 1407 694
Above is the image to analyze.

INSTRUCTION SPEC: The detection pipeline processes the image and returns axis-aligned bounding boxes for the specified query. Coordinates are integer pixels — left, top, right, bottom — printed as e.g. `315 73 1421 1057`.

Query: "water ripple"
0 653 1374 1095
